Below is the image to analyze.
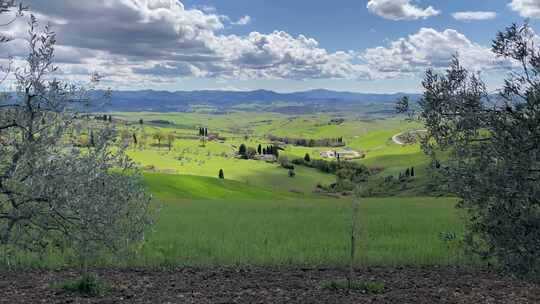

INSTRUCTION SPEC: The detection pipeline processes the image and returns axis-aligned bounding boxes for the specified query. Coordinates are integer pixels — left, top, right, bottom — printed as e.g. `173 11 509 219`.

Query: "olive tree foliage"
0 13 155 264
399 23 540 277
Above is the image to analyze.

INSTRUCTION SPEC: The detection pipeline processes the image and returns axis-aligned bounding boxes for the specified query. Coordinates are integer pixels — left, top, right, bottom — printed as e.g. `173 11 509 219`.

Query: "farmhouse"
320 148 364 160
320 150 337 158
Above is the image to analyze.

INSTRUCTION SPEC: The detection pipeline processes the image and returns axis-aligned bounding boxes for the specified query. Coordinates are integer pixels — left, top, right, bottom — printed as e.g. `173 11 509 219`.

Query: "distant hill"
94 89 421 112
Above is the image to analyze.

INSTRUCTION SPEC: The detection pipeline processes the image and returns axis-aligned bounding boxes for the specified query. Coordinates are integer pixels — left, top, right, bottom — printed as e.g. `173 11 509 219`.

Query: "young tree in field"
398 23 540 277
166 132 176 151
138 131 148 149
347 187 362 288
139 118 144 125
153 131 165 148
219 169 224 179
304 153 311 162
0 14 154 271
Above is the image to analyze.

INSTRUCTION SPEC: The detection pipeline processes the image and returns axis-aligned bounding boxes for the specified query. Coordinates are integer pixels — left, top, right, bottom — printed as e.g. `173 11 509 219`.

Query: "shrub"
278 156 294 170
55 274 109 297
288 169 296 178
246 147 257 159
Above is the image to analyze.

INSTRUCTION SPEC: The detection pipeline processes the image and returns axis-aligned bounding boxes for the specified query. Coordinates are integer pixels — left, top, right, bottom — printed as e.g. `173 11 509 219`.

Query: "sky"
1 0 540 93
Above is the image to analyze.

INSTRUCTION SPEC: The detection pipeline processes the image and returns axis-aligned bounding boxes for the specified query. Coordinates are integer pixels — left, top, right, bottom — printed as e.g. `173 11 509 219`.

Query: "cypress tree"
89 130 95 147
239 144 247 156
219 169 224 179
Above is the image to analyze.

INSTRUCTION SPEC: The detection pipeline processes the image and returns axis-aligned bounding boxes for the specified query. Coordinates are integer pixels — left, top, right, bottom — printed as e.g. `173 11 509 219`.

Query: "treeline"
238 143 282 159
268 135 345 147
292 157 370 192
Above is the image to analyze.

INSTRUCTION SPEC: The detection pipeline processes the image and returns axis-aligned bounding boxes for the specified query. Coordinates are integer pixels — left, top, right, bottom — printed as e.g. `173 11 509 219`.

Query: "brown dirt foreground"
1 267 540 304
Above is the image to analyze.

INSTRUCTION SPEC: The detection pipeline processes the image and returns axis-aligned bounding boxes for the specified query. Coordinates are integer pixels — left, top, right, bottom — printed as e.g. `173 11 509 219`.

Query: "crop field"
6 174 466 268
4 111 469 269
137 174 466 267
114 112 458 267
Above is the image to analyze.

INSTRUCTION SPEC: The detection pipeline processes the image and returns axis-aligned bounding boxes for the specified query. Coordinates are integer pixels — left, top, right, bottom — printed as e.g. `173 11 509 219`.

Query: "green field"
137 174 466 267
113 111 431 195
117 112 459 266
4 173 467 268
4 111 467 269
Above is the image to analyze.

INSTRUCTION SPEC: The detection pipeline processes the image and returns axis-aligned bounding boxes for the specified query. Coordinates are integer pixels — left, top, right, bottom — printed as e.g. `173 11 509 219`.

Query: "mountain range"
99 89 421 112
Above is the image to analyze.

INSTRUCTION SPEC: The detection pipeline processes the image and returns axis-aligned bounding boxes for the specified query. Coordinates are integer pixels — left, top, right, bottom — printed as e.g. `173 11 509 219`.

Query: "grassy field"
118 112 462 268
137 174 466 267
127 143 336 194
4 174 467 268
2 111 467 269
113 111 431 195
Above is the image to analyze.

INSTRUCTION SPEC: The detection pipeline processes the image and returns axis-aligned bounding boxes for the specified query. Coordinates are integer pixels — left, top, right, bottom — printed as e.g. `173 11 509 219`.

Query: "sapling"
348 186 362 289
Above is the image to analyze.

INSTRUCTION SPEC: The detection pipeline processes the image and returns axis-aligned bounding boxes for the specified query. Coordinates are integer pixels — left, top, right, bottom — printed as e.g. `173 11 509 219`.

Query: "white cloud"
232 15 252 26
2 0 371 85
452 11 497 21
1 0 512 89
367 0 440 21
362 28 504 77
509 0 540 18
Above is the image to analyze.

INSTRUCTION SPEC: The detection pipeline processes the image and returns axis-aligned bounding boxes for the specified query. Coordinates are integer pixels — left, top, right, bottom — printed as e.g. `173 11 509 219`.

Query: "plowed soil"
1 267 539 303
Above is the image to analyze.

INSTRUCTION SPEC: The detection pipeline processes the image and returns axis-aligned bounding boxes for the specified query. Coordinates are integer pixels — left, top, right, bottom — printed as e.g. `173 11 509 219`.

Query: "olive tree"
0 14 154 267
399 23 540 278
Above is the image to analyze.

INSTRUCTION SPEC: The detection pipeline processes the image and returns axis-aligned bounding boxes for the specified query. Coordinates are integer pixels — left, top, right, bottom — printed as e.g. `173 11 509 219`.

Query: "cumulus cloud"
1 0 509 88
367 0 440 21
509 0 540 18
232 15 252 26
0 0 373 85
452 11 497 21
361 28 505 77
